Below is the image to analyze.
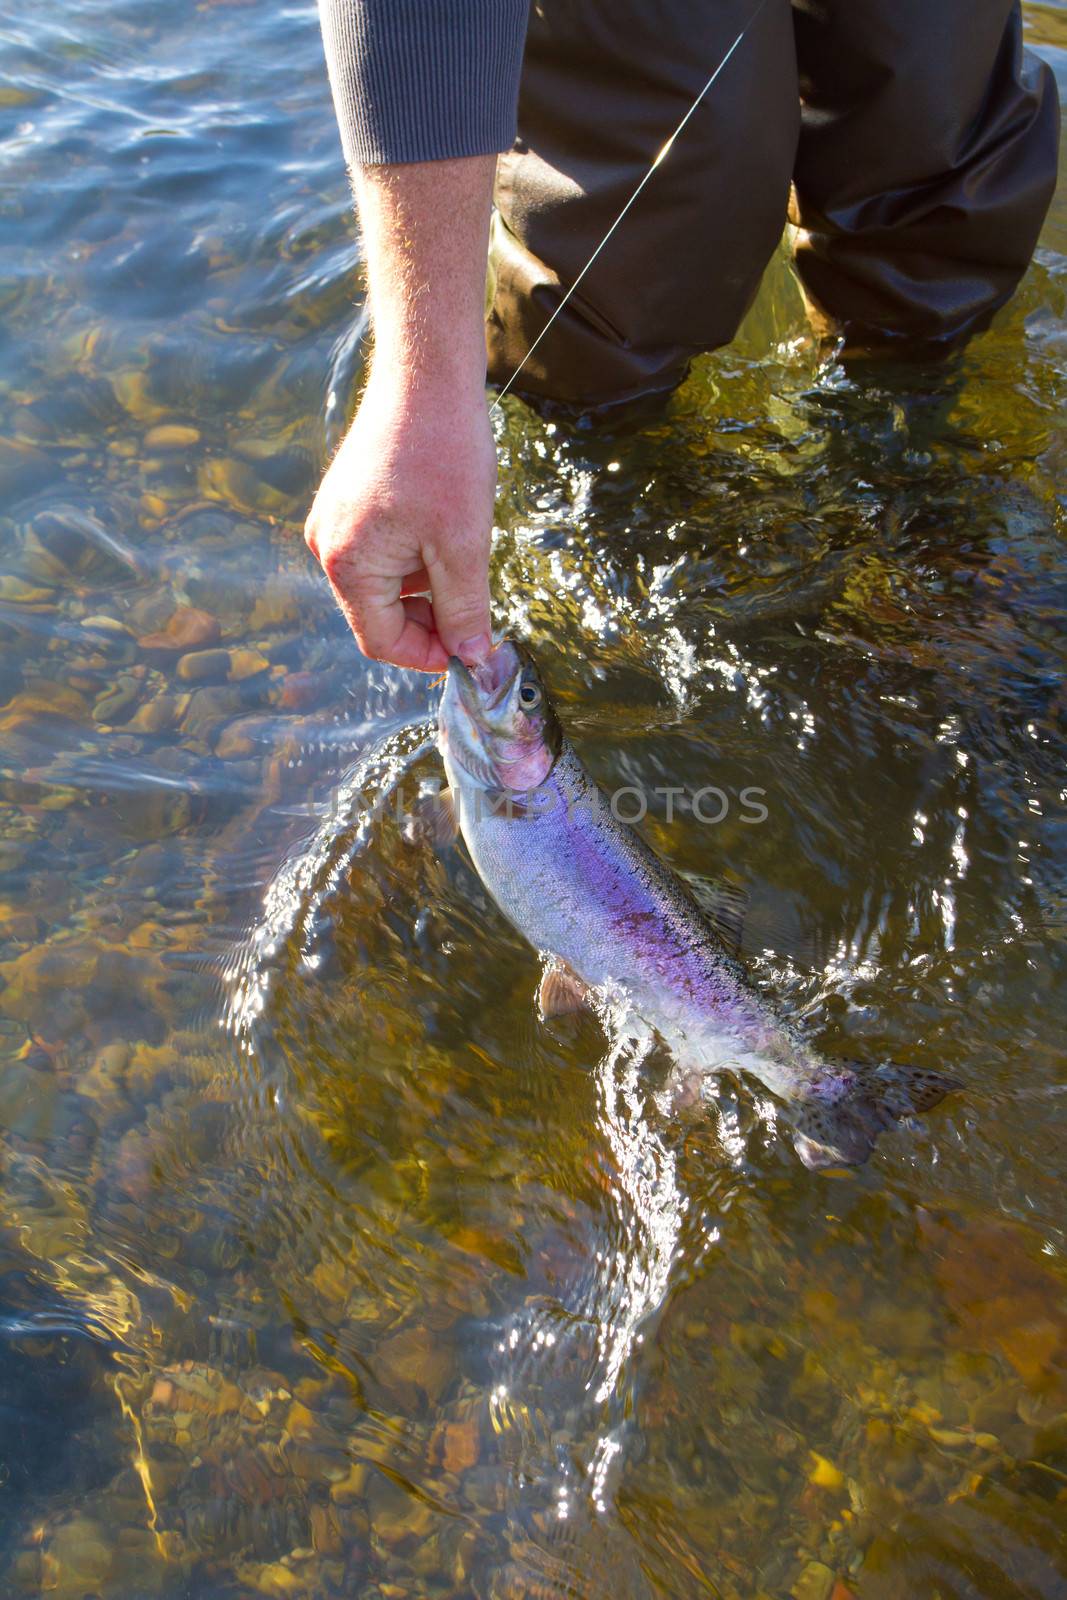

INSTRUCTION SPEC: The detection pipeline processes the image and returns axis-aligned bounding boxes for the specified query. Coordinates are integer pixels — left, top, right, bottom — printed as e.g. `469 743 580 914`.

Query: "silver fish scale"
439 653 960 1168
443 738 803 1101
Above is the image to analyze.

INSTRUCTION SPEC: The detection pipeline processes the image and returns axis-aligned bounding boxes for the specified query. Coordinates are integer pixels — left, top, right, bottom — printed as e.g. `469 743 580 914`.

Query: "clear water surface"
0 3 1065 1597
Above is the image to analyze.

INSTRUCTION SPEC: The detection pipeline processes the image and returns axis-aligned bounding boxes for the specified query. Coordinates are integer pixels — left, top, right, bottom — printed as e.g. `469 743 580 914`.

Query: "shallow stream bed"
0 3 1065 1596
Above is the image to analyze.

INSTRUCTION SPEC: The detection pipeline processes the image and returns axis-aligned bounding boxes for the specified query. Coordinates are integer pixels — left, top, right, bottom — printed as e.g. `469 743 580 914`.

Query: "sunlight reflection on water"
0 1 1065 1596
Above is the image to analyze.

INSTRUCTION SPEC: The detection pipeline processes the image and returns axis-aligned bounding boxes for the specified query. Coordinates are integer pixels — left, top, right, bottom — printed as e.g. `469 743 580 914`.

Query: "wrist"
366 337 489 410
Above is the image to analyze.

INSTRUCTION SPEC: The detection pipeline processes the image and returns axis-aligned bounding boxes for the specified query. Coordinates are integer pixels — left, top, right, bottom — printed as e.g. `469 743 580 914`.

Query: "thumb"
425 539 493 664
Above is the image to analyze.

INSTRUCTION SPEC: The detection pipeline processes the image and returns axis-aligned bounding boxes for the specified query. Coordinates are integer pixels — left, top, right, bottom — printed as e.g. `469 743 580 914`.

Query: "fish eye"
518 680 542 710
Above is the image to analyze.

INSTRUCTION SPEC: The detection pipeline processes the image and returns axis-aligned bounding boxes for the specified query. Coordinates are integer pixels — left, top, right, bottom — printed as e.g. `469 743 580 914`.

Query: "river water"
1 4 1065 1598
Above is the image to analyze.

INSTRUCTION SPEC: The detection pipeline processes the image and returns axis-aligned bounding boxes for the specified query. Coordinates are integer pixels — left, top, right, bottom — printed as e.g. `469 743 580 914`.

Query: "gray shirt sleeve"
317 0 529 167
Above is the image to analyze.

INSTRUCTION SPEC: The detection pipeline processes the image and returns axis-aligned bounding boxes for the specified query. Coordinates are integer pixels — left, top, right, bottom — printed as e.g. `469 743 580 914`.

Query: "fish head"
439 638 562 793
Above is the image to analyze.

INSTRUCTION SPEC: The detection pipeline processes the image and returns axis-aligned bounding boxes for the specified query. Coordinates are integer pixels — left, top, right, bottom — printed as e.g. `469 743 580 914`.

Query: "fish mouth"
447 642 520 727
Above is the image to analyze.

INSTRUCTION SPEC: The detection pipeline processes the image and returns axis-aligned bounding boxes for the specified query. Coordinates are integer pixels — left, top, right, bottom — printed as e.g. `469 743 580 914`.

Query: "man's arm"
305 155 496 671
308 0 528 671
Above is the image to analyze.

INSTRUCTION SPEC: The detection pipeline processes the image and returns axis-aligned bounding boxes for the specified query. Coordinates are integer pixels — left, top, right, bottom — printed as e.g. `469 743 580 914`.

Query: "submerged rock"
0 436 49 502
79 615 135 664
215 715 275 759
176 648 231 683
278 670 329 711
144 423 201 450
249 578 301 632
180 684 246 740
376 1325 453 1409
28 503 145 583
138 606 221 653
199 455 287 517
79 1041 131 1110
228 648 270 681
92 674 141 724
110 367 168 424
0 573 55 604
39 1515 115 1600
791 1563 836 1600
126 691 189 734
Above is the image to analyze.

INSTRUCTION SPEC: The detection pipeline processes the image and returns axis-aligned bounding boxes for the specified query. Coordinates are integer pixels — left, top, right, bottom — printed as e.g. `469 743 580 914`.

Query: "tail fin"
792 1063 961 1170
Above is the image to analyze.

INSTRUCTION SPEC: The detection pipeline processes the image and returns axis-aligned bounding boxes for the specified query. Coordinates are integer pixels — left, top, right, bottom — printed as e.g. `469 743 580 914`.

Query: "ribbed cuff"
318 0 529 167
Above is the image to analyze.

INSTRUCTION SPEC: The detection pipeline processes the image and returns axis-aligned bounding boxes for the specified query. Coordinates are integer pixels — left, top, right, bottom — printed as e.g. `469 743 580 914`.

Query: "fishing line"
490 0 772 412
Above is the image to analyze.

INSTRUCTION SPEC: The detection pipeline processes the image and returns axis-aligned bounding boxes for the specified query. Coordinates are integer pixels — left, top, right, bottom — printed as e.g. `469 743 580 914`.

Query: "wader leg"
790 0 1060 347
488 0 799 408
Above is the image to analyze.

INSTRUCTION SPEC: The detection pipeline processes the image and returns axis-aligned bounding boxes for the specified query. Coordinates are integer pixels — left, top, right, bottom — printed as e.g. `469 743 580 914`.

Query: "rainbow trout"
437 639 958 1168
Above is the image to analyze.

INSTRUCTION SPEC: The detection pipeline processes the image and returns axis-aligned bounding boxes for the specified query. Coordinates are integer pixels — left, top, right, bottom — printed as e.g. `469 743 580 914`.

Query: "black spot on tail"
792 1063 962 1170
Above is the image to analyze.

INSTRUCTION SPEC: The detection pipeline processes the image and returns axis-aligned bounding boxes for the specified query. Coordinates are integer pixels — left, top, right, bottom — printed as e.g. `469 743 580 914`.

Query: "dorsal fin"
681 873 829 971
681 873 748 952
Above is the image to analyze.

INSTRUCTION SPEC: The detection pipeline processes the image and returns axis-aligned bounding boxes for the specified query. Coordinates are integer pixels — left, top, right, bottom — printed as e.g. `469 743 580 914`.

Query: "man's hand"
305 371 495 672
306 154 498 671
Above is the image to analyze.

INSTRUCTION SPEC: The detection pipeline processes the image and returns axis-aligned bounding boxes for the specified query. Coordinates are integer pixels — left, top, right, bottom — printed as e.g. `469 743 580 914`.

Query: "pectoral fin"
402 786 458 849
538 962 592 1019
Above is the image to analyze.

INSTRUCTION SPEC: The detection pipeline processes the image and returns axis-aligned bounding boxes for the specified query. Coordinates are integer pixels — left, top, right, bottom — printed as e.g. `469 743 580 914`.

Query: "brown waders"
487 0 1059 407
